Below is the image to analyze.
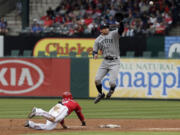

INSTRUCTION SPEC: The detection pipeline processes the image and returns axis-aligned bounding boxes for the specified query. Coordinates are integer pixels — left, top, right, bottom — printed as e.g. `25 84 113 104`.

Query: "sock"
96 84 102 94
110 86 116 92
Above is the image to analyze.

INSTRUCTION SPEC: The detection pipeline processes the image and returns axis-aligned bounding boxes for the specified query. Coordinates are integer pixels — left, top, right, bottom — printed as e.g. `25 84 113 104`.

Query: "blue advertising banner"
165 36 180 58
90 58 180 99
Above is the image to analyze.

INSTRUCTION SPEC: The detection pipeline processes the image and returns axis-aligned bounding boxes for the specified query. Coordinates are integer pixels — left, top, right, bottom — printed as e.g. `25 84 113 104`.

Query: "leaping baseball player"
24 91 86 130
93 12 124 104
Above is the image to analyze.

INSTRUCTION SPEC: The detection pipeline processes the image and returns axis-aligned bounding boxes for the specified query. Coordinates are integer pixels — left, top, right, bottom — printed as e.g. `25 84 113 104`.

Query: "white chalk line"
67 126 180 131
133 128 180 131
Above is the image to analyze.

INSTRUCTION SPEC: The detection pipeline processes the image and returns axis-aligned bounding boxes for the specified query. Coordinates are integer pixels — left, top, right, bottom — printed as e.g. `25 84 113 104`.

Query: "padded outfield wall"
89 58 180 99
0 58 180 100
0 36 180 99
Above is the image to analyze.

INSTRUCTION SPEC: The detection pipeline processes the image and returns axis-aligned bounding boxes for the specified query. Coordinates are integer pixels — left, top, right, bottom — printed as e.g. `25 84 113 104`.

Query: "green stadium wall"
70 58 89 98
146 36 164 57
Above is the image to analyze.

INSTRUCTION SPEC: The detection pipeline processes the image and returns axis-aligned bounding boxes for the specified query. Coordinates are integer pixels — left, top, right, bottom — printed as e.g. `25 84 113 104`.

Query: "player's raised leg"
28 107 55 122
106 63 119 99
94 66 108 104
94 84 105 104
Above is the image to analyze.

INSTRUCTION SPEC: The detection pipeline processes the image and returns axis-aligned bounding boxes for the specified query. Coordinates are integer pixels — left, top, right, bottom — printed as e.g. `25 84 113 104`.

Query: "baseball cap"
100 24 109 29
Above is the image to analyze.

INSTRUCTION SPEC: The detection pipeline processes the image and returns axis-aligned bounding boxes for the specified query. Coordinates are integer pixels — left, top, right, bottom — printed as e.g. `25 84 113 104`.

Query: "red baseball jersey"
62 98 85 121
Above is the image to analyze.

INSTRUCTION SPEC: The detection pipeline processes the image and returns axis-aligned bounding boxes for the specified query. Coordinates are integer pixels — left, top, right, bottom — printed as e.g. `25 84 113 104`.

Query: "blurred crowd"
29 0 179 37
0 17 8 35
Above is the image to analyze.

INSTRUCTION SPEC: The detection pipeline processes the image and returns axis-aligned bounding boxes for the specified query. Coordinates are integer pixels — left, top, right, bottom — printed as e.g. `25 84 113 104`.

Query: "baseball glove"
114 12 124 22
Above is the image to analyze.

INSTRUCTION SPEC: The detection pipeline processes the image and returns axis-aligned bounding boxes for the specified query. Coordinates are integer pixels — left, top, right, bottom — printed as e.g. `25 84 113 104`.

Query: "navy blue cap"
100 24 109 29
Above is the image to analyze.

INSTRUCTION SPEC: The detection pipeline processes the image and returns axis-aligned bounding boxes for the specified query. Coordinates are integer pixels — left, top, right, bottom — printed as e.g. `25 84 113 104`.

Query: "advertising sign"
33 38 95 57
165 36 180 58
0 58 70 97
0 36 3 57
90 58 180 99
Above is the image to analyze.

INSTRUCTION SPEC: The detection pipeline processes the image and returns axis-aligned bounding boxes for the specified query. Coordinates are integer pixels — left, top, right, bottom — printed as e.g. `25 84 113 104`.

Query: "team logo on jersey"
0 60 44 94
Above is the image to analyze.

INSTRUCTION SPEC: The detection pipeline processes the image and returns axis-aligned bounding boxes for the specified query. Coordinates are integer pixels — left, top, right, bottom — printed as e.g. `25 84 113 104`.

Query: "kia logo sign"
0 60 44 94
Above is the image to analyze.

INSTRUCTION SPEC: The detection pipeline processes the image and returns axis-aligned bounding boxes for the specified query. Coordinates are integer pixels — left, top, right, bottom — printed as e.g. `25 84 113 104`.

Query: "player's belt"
104 56 118 60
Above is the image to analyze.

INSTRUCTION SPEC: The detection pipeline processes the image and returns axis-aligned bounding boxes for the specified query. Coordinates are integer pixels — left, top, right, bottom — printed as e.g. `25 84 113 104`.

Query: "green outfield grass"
0 99 180 119
1 99 180 135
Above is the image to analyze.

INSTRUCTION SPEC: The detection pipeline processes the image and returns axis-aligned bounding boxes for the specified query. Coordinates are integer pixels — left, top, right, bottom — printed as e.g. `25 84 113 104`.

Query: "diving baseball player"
24 91 86 130
93 12 124 104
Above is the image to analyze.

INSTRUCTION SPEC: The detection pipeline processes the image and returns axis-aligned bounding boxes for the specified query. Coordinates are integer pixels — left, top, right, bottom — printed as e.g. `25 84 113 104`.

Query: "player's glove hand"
115 12 124 22
62 124 68 129
81 121 86 126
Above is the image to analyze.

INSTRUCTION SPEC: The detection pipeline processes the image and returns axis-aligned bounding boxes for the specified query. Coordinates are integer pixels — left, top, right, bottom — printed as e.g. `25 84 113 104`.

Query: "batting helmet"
62 91 73 99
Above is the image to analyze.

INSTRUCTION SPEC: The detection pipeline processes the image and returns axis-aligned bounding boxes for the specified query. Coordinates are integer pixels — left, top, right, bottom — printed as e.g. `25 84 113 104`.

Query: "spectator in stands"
155 22 166 35
134 18 143 35
141 13 150 34
0 17 8 35
31 23 43 34
54 14 63 24
26 0 177 36
171 2 179 25
46 7 55 19
163 12 173 25
84 14 93 26
73 7 81 17
58 5 67 16
86 4 94 15
149 13 157 26
15 0 22 18
93 6 102 18
107 16 116 25
44 17 53 28
139 0 150 13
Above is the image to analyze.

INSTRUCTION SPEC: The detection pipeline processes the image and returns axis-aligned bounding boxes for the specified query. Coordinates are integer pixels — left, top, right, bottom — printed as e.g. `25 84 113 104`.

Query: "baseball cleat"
24 120 29 127
28 107 36 118
106 90 114 99
94 93 105 104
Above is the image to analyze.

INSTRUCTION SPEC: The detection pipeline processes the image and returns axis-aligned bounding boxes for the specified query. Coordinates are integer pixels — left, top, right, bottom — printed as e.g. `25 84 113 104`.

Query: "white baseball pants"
28 104 68 130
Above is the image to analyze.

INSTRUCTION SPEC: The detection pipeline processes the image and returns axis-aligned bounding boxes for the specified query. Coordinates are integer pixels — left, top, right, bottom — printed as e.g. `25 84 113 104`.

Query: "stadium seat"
38 51 46 57
69 51 77 57
126 51 135 58
23 50 32 57
11 50 20 57
143 51 152 58
49 51 57 57
80 51 89 57
158 51 165 58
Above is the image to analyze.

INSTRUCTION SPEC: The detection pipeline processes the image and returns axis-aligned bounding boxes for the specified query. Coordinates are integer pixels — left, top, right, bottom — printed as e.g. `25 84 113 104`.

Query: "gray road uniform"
93 29 120 87
93 23 124 104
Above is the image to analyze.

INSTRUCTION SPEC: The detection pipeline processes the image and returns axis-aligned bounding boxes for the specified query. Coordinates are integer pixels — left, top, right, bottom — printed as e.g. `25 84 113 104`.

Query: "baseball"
149 1 153 5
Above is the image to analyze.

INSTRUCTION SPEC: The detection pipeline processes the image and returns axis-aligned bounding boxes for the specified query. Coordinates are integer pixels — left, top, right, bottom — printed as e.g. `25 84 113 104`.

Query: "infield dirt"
1 119 180 135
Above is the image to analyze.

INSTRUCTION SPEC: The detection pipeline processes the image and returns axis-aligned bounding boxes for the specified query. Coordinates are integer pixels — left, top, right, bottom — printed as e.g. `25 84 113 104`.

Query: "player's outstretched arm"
75 103 86 126
114 12 124 35
75 110 86 126
118 21 124 35
60 119 68 129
